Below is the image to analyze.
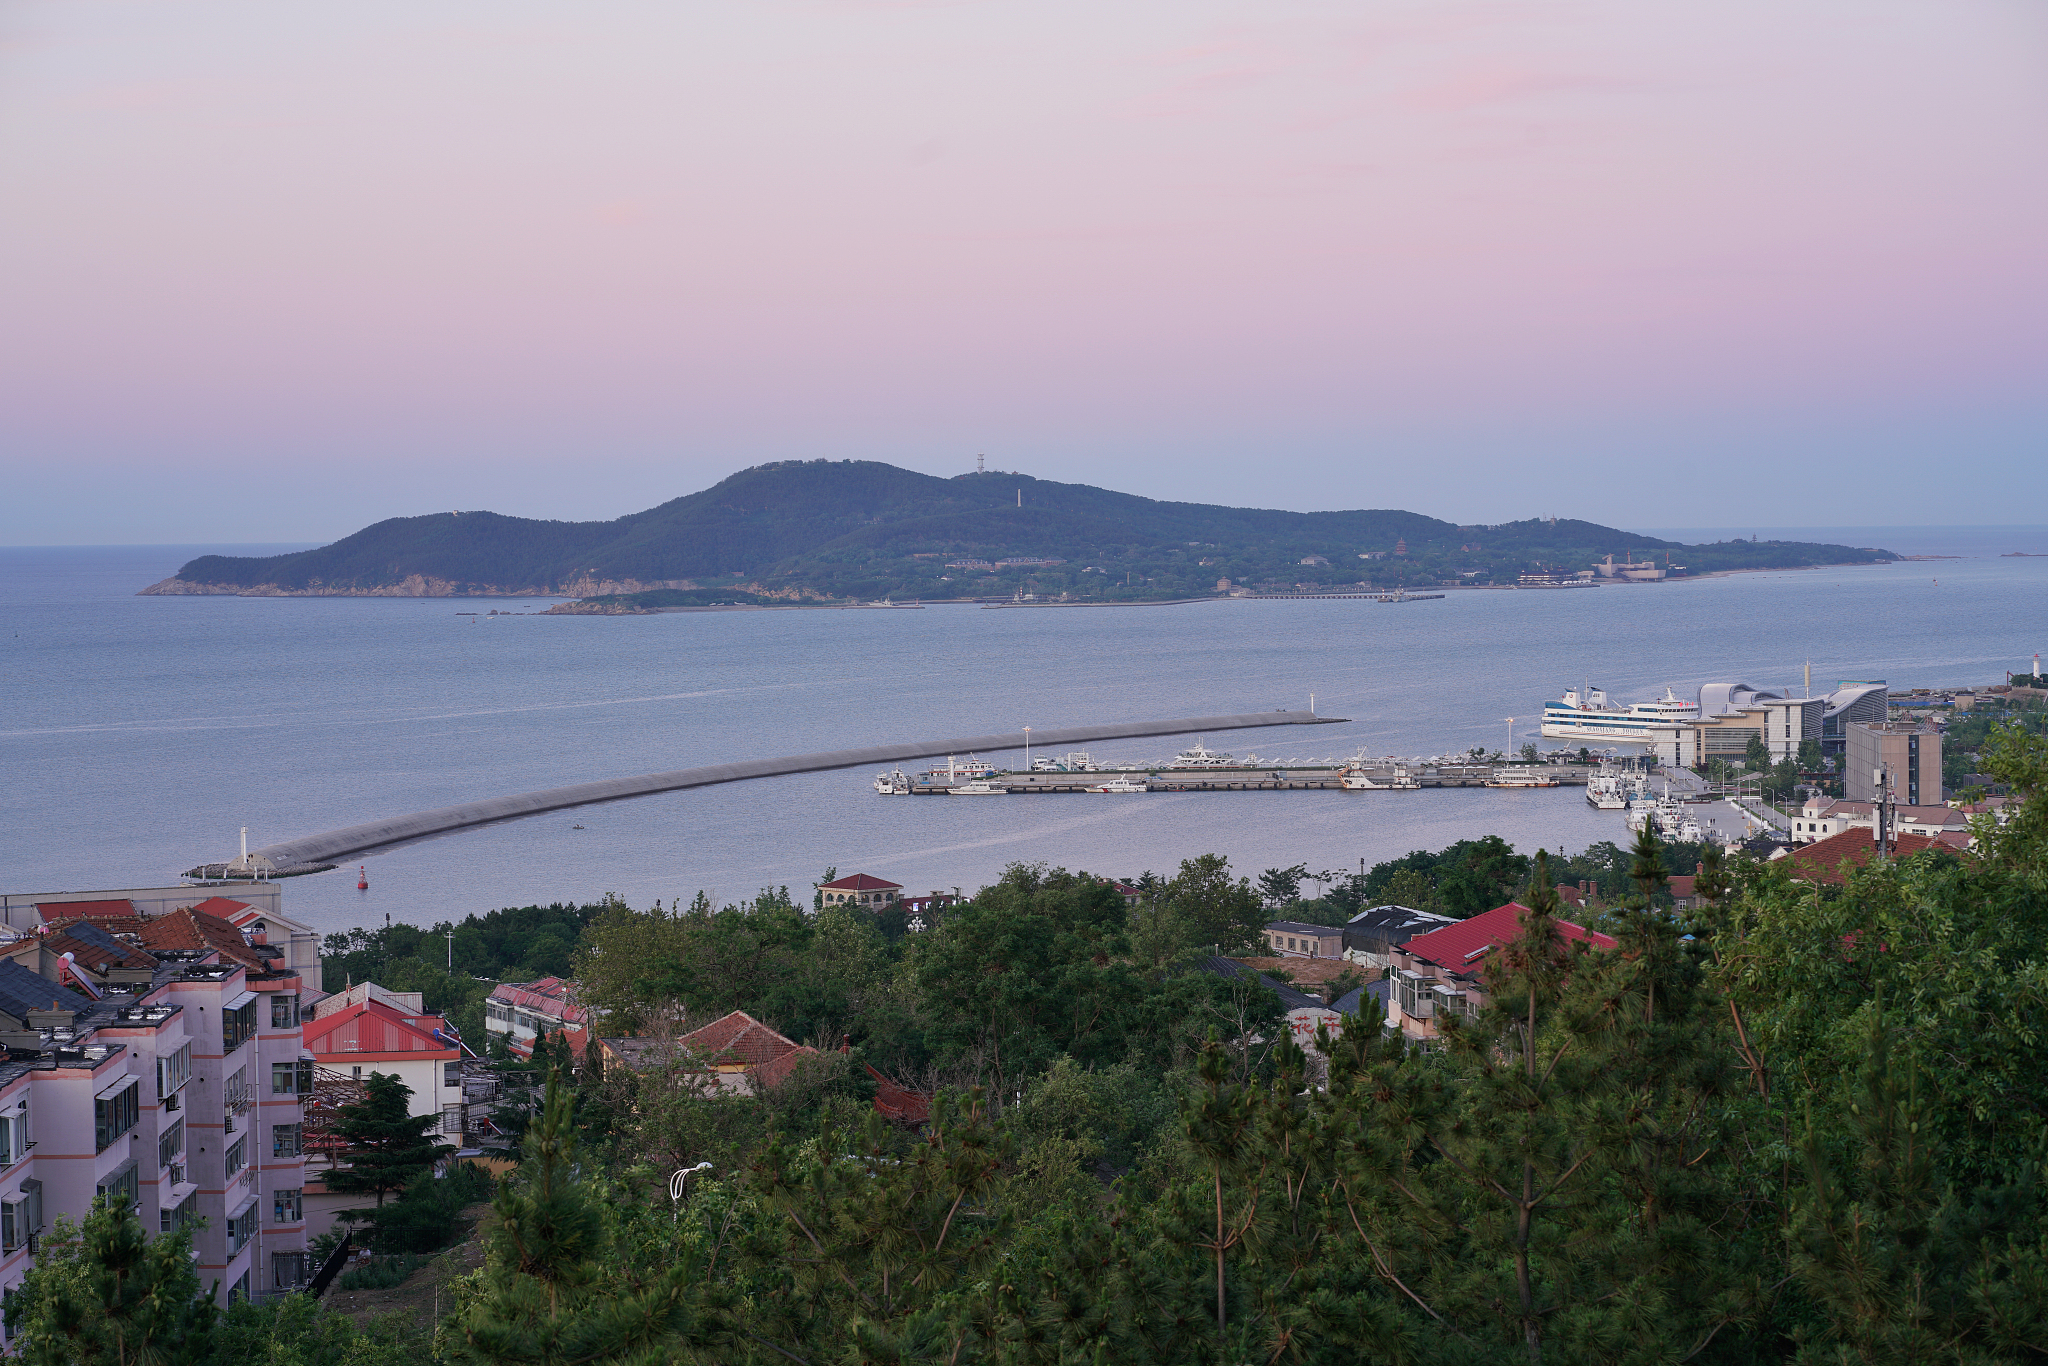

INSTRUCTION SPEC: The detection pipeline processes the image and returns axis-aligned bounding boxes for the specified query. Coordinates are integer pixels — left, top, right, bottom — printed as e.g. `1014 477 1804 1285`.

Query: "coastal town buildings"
1845 721 1944 806
1260 921 1343 958
1386 902 1616 1044
0 893 313 1316
484 977 587 1059
818 874 903 908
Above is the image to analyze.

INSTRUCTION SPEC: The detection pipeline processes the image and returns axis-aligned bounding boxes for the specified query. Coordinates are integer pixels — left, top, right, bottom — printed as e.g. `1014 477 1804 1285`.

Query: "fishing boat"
1089 778 1148 793
873 769 911 795
948 780 1008 796
1584 767 1646 809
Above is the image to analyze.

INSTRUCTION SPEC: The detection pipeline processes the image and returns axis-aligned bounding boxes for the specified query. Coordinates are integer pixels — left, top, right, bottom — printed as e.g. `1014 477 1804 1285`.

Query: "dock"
908 763 1587 794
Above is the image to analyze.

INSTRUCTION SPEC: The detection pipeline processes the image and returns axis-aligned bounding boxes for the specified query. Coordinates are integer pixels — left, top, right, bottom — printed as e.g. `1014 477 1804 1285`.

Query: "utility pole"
446 930 455 971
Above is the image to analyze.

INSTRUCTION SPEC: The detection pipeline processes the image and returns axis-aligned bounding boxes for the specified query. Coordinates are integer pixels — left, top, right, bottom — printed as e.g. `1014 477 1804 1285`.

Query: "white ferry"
948 780 1008 796
1089 778 1148 793
1488 768 1559 789
920 755 998 783
1168 739 1234 768
873 768 911 795
1540 686 1698 747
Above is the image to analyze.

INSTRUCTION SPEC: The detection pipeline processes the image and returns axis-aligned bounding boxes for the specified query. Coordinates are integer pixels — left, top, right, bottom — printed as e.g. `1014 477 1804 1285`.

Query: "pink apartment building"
0 894 313 1338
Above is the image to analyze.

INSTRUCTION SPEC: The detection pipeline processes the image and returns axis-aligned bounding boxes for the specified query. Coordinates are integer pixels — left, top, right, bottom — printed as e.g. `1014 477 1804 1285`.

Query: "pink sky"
2 0 2044 542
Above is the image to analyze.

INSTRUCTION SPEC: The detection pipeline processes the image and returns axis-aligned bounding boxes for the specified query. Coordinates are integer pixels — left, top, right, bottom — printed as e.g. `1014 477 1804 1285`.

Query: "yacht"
1540 686 1699 746
1168 739 1235 768
873 768 911 796
948 780 1008 796
1089 777 1148 793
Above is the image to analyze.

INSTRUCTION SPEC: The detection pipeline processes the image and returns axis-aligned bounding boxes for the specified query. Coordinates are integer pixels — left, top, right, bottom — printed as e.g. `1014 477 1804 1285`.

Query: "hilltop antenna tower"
977 454 985 473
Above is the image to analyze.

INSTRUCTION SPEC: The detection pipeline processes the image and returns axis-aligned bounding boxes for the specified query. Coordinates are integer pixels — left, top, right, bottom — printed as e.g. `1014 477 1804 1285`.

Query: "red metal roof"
488 977 587 1023
304 997 456 1057
819 873 902 892
34 900 135 921
1401 902 1616 974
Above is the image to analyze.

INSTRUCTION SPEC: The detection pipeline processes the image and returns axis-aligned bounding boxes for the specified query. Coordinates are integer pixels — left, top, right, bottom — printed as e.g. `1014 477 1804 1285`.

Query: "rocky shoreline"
138 573 692 598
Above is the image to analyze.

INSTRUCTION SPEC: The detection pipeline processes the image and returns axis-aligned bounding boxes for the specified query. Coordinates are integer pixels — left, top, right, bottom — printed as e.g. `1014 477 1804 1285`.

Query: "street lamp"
669 1161 713 1220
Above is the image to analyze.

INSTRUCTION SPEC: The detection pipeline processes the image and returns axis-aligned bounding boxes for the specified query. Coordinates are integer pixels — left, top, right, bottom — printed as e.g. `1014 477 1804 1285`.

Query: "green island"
140 460 1896 606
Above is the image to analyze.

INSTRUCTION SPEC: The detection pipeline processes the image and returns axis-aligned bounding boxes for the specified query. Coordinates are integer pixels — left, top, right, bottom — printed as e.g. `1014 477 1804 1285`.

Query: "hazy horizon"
4 1 2043 544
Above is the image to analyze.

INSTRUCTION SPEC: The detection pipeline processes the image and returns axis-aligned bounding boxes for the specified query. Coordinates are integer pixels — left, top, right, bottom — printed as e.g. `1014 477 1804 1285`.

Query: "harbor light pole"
1505 718 1515 756
1023 726 1031 771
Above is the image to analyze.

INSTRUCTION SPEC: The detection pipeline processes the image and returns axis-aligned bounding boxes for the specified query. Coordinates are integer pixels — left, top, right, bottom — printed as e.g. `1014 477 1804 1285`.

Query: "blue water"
2 531 2041 936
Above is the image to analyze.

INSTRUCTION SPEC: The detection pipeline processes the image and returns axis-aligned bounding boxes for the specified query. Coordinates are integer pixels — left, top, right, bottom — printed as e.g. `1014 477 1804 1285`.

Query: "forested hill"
140 460 1895 601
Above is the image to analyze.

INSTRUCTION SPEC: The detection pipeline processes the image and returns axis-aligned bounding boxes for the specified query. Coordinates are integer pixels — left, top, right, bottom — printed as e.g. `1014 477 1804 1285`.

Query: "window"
229 1270 251 1303
274 1187 302 1223
226 1207 257 1256
273 1250 311 1289
156 1043 191 1101
270 994 299 1029
223 1001 259 1052
160 1193 195 1235
0 1199 25 1252
444 1061 462 1087
97 1161 140 1211
225 1136 247 1178
158 1119 184 1171
272 1123 302 1158
94 1081 140 1152
0 1113 19 1167
272 1060 314 1095
225 1066 250 1114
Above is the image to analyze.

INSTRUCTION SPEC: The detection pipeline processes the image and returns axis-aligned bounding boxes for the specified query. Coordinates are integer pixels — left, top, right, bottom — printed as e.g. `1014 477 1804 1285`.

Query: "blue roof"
0 959 94 1024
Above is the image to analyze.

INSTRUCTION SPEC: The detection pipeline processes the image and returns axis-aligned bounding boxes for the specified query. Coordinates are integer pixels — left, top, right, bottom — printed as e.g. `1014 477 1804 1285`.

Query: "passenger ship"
1539 686 1699 747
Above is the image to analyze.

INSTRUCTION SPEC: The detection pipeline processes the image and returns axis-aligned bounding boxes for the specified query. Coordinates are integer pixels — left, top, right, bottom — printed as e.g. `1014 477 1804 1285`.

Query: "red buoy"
357 865 368 891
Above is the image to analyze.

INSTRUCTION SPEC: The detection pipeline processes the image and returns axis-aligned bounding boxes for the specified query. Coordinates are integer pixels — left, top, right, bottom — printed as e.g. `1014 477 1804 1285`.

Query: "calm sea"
3 528 2042 937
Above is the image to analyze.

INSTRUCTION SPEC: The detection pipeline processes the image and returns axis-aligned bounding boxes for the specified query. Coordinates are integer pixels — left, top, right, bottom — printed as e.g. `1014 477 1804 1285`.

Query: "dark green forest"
156 460 1894 602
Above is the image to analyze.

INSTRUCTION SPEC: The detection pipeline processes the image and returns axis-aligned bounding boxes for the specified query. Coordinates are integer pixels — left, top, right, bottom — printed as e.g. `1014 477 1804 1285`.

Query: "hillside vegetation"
146 460 1894 602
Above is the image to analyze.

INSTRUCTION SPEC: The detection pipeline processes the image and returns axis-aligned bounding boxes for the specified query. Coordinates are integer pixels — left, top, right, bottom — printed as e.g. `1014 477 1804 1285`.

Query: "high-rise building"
1845 721 1942 807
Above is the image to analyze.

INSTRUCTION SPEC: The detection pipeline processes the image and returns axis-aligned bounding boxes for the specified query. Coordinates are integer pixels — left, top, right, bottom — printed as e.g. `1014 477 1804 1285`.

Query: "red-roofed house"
1774 828 1968 886
818 873 902 908
302 993 462 1130
676 1010 816 1092
483 977 588 1060
36 893 326 990
1388 903 1618 1042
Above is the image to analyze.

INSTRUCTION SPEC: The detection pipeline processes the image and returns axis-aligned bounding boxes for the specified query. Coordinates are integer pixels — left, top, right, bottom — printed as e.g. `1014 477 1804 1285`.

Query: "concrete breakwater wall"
221 710 1343 874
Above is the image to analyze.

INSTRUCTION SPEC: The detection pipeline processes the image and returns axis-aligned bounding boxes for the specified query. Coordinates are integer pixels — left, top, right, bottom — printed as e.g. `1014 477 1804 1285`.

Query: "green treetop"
325 1071 453 1208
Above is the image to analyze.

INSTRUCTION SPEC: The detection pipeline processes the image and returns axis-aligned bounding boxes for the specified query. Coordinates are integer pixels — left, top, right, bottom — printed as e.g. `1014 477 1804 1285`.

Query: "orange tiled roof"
819 873 902 892
53 904 269 973
1783 829 1961 885
38 924 157 972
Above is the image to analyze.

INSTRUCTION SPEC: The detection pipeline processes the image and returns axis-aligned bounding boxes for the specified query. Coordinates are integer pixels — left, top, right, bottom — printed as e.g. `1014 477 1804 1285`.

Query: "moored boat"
873 768 911 795
1089 778 1148 793
948 780 1008 796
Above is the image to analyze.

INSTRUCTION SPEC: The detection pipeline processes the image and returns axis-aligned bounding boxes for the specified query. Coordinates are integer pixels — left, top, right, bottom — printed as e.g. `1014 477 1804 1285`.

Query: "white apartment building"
0 895 312 1337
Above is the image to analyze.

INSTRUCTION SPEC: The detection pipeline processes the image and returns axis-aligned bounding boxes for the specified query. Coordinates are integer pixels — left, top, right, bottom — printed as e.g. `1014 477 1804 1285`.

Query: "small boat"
1031 751 1101 773
570 823 586 830
948 780 1008 796
873 769 911 795
1089 778 1148 793
1168 738 1234 768
1488 768 1558 788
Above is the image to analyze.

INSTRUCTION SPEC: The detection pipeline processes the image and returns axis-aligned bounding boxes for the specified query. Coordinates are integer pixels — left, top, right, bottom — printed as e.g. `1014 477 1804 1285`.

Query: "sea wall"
232 709 1344 871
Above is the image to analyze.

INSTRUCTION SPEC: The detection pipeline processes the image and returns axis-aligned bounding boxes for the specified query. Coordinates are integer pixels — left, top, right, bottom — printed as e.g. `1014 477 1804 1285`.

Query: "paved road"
224 709 1346 871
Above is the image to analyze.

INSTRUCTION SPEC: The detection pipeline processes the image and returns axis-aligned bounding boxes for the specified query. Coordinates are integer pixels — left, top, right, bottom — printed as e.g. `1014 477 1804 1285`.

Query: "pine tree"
459 1074 705 1365
4 1195 216 1366
325 1071 453 1207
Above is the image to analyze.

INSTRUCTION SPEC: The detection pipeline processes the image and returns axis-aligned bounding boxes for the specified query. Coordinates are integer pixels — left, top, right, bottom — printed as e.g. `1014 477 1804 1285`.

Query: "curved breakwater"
203 709 1344 874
